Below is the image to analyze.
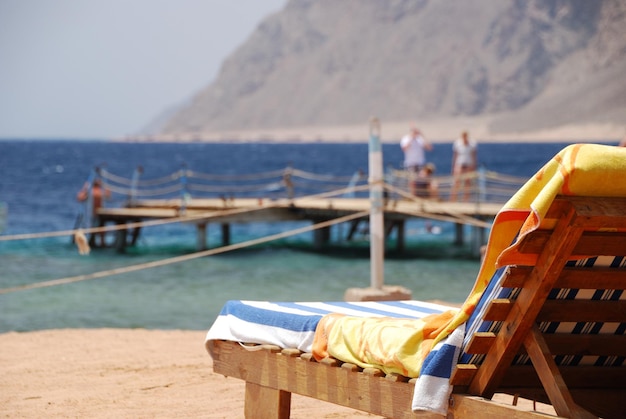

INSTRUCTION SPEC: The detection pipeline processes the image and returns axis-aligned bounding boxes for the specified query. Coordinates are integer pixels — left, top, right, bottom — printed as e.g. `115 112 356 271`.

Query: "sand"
0 328 379 418
1 328 558 418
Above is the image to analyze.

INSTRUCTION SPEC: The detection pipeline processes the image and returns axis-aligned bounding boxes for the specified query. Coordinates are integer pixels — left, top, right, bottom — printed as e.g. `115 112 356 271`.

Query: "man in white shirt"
400 126 432 195
401 126 432 170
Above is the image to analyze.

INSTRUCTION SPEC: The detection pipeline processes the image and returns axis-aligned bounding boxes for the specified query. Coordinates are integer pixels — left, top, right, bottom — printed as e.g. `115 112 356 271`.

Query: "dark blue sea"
0 139 591 333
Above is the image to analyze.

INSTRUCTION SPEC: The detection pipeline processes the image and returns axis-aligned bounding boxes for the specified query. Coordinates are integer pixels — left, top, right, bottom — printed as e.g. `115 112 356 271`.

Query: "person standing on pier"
400 125 432 195
414 163 439 200
450 130 477 202
77 178 110 247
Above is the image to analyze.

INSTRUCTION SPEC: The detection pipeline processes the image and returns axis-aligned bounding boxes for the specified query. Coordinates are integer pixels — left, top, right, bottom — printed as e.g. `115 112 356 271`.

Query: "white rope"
187 182 282 194
291 168 356 182
187 168 285 181
134 171 183 187
100 168 181 187
382 183 492 228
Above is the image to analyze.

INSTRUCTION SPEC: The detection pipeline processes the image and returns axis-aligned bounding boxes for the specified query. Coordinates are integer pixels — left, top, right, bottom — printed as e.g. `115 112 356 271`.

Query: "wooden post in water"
344 118 411 302
197 223 207 251
369 117 384 290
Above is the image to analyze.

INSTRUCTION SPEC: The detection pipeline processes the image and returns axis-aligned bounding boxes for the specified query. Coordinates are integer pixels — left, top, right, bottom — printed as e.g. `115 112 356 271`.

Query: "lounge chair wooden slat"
450 365 626 394
517 231 626 257
537 299 626 322
480 299 626 323
461 333 626 360
544 196 626 228
464 331 497 354
483 298 512 320
503 266 626 290
473 365 626 391
450 364 478 387
543 334 626 356
447 394 557 418
481 297 626 325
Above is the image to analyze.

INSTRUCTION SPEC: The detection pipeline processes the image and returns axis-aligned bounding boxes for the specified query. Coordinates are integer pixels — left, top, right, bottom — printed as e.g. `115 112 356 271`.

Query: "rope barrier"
187 182 283 194
133 172 182 187
129 183 184 197
291 168 357 182
382 183 492 228
187 169 285 182
99 169 136 185
0 211 369 295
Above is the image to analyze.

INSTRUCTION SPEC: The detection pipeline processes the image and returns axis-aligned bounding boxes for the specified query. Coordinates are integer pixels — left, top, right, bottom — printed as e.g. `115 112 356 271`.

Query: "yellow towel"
312 310 457 376
313 143 626 377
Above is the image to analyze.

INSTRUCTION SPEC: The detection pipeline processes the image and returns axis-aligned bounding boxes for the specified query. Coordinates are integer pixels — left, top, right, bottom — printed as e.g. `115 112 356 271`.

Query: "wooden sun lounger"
451 195 626 418
208 195 626 418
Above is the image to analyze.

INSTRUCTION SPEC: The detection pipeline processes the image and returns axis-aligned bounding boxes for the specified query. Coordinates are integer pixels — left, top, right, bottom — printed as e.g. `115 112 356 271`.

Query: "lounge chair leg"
524 325 596 419
245 382 291 419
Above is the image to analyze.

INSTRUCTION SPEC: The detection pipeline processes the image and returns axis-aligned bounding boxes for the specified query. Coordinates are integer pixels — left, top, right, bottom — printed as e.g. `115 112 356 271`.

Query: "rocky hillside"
157 0 626 140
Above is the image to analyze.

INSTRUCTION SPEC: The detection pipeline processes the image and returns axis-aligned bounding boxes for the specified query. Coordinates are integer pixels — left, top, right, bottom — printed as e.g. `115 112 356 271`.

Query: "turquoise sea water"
0 140 587 333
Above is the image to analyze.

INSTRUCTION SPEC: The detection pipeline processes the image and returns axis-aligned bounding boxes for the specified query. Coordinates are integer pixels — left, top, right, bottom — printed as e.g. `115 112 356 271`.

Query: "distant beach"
119 117 625 144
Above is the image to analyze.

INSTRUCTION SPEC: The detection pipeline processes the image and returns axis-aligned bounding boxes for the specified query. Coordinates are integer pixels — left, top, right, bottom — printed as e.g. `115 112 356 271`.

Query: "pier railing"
94 166 526 207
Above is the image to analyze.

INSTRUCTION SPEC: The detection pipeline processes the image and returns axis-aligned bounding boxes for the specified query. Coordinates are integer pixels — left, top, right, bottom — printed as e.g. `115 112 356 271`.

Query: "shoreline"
117 118 625 145
1 328 556 418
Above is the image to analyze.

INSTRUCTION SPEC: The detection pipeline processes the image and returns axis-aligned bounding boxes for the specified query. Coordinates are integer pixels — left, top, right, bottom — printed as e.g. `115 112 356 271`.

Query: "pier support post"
471 221 488 258
346 219 361 241
396 220 405 253
197 223 207 251
344 118 411 302
221 223 231 246
313 220 331 249
130 224 141 246
454 223 465 246
114 221 127 253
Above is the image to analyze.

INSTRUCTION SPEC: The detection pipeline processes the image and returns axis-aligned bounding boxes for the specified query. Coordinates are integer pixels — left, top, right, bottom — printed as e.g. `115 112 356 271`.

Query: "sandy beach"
1 328 558 418
122 117 625 144
0 328 380 418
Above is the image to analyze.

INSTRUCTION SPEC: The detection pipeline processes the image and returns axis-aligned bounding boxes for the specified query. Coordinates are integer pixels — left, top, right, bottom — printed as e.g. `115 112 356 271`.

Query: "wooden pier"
76 162 525 257
95 196 502 255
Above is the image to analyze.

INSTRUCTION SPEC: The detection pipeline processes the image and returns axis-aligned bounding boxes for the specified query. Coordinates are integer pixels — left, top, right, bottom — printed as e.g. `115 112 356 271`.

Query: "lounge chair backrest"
451 195 626 419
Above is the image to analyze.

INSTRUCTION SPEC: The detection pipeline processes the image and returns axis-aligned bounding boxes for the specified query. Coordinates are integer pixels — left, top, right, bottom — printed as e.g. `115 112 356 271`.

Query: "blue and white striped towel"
206 299 461 415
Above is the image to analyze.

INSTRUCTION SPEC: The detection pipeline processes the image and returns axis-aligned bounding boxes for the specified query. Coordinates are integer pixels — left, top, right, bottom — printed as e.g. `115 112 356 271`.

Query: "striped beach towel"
205 299 462 415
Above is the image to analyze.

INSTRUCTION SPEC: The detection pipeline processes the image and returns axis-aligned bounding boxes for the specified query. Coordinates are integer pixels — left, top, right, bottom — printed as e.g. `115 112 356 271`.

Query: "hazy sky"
0 0 287 139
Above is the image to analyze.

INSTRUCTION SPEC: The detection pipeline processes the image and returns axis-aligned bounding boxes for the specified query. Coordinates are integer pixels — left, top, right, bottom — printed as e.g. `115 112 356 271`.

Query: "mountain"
155 0 626 141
